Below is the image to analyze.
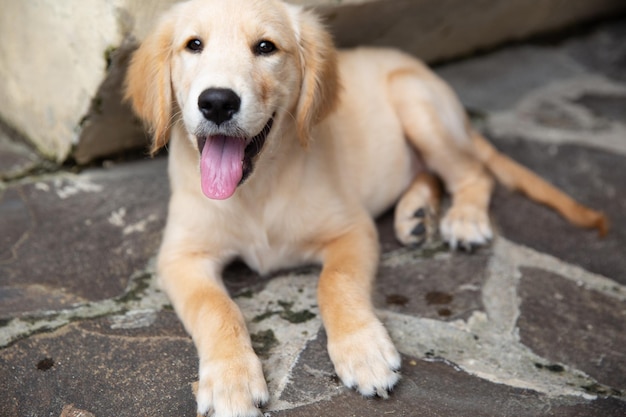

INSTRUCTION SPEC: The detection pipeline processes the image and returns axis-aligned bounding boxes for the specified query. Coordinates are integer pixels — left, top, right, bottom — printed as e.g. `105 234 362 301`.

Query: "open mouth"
196 116 274 200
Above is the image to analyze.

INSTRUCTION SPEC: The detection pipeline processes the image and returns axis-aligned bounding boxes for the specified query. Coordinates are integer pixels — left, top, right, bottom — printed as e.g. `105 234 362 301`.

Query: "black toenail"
413 208 426 218
411 223 426 236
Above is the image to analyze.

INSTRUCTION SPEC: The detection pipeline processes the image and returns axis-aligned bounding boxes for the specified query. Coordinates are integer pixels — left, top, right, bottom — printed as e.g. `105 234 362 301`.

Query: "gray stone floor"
1 18 626 417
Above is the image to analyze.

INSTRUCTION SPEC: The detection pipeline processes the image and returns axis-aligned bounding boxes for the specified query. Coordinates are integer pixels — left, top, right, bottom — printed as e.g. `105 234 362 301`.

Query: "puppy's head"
125 0 338 200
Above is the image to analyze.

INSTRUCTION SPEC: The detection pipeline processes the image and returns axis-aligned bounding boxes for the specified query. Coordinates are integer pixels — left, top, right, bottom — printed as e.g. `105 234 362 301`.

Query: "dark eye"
186 38 203 53
255 40 277 55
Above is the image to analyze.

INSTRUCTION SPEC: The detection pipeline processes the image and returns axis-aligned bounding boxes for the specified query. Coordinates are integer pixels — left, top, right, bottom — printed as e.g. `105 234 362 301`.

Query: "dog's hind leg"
394 171 441 246
389 69 494 250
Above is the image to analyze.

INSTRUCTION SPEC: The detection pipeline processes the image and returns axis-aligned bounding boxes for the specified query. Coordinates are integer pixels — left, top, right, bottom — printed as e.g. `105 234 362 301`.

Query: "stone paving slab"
1 313 197 417
1 17 626 417
518 267 625 392
0 158 168 318
277 333 625 417
373 244 489 322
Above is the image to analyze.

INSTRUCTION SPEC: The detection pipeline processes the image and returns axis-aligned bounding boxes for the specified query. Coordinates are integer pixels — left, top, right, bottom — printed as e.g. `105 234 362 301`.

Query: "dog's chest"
238 236 318 275
230 187 337 275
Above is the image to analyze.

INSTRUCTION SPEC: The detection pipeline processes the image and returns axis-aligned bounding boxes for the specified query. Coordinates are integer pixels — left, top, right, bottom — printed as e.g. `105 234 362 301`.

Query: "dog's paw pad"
328 321 401 398
196 351 268 417
395 205 437 247
440 204 492 250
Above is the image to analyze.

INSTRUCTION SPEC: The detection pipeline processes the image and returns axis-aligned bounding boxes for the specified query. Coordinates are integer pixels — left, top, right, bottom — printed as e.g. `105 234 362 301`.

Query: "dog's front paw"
328 320 401 398
440 204 492 250
196 349 269 417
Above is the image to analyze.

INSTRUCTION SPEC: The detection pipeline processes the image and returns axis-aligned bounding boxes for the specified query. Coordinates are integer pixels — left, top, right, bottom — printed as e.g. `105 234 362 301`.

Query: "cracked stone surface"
2 18 626 417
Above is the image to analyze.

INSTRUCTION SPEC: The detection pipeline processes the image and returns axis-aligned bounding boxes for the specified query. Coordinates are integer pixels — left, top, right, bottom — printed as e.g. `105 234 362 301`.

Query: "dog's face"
126 0 339 199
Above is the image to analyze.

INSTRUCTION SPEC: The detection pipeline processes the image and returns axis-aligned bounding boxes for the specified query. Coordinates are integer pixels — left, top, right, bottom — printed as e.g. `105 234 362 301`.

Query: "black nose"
198 88 241 125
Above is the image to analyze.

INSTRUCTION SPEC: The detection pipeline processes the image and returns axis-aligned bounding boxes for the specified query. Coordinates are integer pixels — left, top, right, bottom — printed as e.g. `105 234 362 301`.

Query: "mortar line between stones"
498 237 626 301
0 262 168 349
381 235 625 401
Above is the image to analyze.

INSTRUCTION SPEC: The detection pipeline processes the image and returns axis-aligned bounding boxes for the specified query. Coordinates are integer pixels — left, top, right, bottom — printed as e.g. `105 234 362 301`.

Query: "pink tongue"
200 136 245 200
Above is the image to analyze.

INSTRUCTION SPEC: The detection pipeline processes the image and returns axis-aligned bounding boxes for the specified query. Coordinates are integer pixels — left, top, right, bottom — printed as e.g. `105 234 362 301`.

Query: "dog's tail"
470 131 608 236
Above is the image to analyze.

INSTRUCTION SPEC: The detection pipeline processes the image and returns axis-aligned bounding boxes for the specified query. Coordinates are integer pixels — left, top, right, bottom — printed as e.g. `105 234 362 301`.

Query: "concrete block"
0 0 176 163
0 0 624 163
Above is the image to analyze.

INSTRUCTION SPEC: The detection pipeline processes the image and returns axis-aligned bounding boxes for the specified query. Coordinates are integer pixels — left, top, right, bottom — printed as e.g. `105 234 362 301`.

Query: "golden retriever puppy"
125 0 607 415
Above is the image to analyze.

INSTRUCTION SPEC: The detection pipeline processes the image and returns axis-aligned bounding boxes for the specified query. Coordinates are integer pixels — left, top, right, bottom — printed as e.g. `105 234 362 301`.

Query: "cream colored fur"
125 1 607 416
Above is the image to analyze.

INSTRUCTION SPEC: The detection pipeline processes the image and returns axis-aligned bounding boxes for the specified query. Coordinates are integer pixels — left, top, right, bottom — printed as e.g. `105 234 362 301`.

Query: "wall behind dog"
0 0 624 164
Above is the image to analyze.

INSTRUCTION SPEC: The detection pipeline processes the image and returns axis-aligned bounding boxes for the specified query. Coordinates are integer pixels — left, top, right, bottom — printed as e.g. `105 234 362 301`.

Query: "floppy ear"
292 8 340 147
124 14 176 155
